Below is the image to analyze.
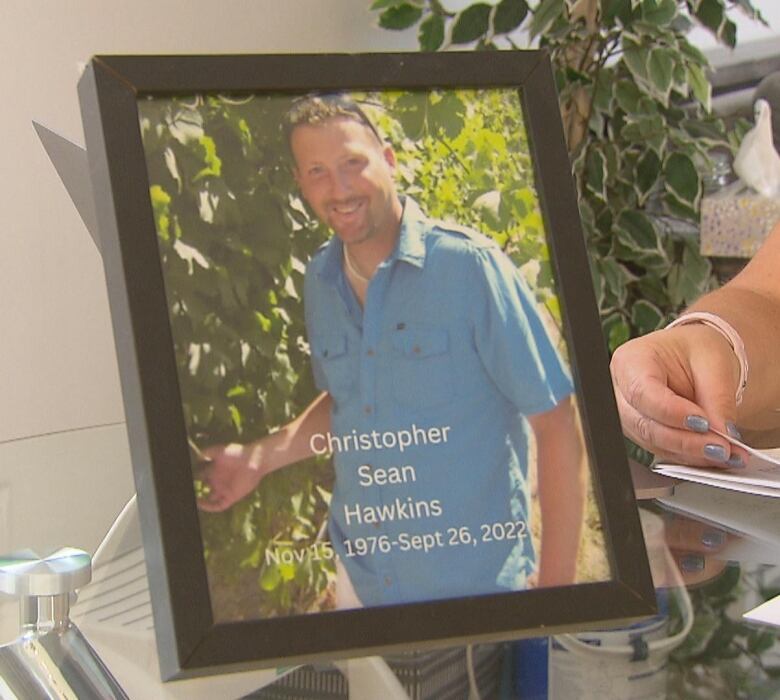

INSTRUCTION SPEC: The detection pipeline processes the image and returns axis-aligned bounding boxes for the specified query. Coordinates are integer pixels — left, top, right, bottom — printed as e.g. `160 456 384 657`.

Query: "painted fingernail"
681 554 705 573
726 454 745 469
685 415 709 433
704 444 728 462
726 421 742 440
701 530 726 548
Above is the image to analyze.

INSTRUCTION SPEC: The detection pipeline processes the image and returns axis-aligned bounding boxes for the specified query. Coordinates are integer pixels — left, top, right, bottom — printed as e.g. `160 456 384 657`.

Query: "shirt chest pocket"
312 333 358 402
390 327 454 409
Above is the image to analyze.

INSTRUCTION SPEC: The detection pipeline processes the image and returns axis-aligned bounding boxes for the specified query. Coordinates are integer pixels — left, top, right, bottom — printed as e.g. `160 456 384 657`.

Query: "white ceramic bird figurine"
733 99 780 198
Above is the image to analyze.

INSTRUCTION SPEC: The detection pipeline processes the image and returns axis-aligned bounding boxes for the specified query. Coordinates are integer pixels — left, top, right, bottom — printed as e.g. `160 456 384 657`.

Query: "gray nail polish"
726 421 742 440
685 415 709 433
701 530 726 548
681 554 705 573
726 454 745 469
704 444 728 462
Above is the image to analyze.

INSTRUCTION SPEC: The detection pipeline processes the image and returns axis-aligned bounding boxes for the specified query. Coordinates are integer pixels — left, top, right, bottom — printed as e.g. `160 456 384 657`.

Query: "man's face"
291 117 400 246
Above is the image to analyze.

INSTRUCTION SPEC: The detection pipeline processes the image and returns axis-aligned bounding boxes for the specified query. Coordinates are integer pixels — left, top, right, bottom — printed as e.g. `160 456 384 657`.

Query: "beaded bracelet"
665 311 748 405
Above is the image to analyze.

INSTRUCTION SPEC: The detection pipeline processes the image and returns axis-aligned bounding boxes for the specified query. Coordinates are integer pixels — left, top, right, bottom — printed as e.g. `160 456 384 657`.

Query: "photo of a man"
195 95 588 609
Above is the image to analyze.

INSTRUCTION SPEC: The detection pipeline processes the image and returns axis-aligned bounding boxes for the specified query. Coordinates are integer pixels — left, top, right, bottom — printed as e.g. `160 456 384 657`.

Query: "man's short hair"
283 93 383 148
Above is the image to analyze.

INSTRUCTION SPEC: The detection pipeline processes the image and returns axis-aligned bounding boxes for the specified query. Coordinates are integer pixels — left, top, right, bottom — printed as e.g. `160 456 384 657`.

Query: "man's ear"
382 144 397 170
292 166 301 187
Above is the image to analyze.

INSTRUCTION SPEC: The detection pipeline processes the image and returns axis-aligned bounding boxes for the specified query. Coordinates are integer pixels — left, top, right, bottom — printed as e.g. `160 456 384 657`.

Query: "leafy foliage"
138 88 554 617
139 94 334 617
668 563 780 698
371 0 764 351
372 0 764 467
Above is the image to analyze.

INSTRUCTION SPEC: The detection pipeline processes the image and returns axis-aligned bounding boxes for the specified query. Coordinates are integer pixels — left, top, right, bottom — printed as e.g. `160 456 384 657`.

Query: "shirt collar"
316 196 428 284
394 197 427 268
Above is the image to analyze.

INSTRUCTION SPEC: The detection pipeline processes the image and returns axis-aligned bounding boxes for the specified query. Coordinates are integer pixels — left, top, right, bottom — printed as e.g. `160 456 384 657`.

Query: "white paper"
657 482 780 564
654 442 780 496
658 482 780 541
709 427 780 466
744 595 780 628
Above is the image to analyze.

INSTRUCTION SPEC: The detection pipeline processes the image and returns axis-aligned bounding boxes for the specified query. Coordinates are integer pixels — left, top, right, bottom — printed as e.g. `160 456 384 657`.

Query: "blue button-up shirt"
304 199 573 607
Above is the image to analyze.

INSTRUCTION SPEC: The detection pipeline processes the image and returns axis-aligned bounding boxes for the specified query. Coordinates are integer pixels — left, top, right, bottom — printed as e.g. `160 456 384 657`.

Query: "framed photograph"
78 51 655 680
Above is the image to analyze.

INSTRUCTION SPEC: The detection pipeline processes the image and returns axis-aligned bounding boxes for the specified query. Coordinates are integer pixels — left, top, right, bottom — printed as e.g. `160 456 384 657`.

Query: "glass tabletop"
248 492 780 700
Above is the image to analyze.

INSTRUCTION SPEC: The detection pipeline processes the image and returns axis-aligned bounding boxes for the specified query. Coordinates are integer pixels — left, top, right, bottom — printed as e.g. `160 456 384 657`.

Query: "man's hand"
196 392 333 513
610 324 747 468
197 443 264 512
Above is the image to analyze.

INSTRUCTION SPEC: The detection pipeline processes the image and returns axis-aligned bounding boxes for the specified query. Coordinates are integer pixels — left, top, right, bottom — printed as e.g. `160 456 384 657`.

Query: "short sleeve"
472 246 573 415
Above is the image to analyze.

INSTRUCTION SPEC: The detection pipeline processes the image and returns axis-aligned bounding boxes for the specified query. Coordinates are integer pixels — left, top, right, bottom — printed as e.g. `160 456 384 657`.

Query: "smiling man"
289 108 402 248
199 94 586 610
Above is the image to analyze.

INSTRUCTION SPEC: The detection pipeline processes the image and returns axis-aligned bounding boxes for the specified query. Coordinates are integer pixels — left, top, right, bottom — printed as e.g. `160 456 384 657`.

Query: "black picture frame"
78 51 656 681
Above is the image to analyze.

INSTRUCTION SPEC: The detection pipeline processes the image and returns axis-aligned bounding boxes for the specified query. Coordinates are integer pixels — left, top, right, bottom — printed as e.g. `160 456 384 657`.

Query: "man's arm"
528 396 585 587
198 392 332 512
249 391 333 473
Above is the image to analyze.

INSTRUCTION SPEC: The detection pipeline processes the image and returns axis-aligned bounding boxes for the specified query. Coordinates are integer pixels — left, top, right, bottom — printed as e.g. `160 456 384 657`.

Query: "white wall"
0 0 416 446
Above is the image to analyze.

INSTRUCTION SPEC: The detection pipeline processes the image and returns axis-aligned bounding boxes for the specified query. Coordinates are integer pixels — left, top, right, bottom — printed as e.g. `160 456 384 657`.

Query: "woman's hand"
610 324 747 468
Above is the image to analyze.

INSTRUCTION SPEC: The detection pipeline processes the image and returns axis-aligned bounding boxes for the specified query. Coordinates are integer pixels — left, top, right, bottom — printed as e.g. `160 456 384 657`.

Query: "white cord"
466 644 482 700
553 547 694 659
92 494 138 567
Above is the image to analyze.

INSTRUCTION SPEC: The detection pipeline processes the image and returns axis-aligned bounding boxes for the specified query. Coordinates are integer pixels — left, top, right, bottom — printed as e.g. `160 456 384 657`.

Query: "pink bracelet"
666 311 748 405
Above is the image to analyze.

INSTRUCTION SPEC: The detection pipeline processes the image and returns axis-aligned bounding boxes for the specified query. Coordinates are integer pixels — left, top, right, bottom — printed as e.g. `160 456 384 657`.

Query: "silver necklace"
343 246 371 284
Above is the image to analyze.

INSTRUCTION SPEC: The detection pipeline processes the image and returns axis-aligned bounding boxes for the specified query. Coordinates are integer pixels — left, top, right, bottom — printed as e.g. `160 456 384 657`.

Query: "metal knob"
0 547 128 698
0 548 91 597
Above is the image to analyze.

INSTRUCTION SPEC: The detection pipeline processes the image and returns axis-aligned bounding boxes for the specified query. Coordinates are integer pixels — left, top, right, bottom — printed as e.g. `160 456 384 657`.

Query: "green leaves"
635 150 660 202
664 151 700 207
372 0 532 50
667 238 712 306
615 80 642 114
377 2 423 29
530 0 564 39
366 0 762 355
393 92 428 138
693 0 738 48
140 93 336 618
429 92 466 138
641 0 677 25
616 210 658 251
193 135 222 181
601 0 633 27
150 185 172 241
585 147 607 201
687 62 712 111
621 112 666 155
630 299 664 334
602 312 631 353
613 210 671 275
390 91 465 140
647 48 675 100
419 14 444 51
451 3 492 44
493 0 528 33
593 256 636 313
622 36 677 106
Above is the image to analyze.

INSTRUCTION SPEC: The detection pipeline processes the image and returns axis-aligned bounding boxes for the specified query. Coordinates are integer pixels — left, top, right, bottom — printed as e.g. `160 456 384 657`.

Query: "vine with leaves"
372 0 765 351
